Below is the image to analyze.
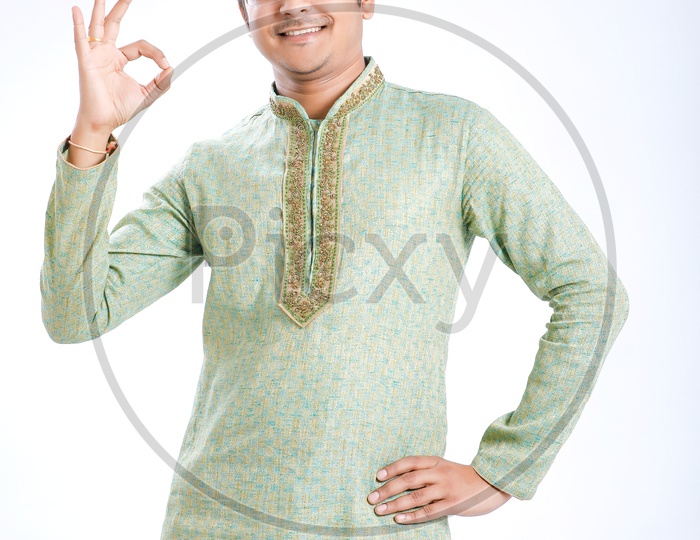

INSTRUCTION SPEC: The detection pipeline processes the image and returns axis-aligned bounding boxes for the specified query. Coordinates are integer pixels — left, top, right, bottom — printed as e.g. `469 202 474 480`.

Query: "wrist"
73 110 116 138
65 127 118 169
70 124 113 147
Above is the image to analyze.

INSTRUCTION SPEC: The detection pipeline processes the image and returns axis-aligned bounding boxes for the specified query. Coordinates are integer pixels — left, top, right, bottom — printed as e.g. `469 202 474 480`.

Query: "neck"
272 56 367 120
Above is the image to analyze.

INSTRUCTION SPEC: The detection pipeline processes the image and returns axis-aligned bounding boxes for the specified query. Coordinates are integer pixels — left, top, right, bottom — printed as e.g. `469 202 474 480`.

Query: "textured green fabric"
41 57 629 538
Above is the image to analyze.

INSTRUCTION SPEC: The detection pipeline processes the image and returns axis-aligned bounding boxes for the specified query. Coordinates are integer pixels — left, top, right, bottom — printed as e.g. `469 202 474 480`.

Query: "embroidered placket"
271 63 385 327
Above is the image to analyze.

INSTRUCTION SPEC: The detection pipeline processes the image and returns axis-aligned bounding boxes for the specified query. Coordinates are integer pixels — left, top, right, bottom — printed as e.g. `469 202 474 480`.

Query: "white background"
1 0 698 538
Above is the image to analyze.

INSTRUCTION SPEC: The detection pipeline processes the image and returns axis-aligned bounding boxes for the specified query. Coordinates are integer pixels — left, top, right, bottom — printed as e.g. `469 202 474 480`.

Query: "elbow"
45 331 83 345
614 275 630 329
42 313 91 345
41 296 98 345
40 272 102 345
596 270 630 343
592 259 630 329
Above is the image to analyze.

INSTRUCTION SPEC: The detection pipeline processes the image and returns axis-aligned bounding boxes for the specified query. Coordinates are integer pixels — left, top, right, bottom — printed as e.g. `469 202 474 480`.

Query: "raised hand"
68 0 173 167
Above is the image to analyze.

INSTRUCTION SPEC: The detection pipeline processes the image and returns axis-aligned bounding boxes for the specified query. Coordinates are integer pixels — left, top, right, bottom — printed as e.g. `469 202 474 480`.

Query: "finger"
119 39 170 70
103 0 133 44
376 455 440 482
373 485 444 518
134 67 174 117
88 0 107 39
72 6 90 56
394 499 451 525
143 67 174 101
368 468 437 505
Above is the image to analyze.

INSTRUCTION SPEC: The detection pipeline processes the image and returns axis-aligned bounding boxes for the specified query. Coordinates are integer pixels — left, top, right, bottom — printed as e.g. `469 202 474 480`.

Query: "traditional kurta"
41 57 630 539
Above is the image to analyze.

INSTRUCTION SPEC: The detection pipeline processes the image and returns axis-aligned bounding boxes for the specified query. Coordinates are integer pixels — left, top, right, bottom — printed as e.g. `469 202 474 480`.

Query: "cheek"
248 30 274 57
330 17 363 46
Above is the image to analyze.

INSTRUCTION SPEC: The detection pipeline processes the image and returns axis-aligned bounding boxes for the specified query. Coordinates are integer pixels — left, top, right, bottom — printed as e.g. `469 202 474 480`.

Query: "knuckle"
410 490 424 503
421 504 434 518
401 471 417 485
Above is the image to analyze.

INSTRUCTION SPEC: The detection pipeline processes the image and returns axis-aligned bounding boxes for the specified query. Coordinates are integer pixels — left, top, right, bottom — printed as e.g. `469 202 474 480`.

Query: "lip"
278 25 327 40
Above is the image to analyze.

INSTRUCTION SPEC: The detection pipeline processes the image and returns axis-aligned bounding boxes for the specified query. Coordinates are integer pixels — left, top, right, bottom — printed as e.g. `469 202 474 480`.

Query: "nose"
278 0 312 16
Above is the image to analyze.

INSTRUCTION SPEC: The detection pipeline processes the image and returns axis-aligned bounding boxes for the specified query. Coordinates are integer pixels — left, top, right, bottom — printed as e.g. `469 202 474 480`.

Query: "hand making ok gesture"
71 0 173 139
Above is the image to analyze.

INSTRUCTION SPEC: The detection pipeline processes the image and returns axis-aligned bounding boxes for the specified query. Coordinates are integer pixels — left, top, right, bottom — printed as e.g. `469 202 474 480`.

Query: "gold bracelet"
66 134 119 155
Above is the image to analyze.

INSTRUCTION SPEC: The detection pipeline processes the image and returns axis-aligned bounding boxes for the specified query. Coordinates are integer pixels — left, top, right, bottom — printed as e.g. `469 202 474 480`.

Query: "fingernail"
377 469 387 480
368 492 379 503
376 504 387 513
396 514 406 522
163 57 170 68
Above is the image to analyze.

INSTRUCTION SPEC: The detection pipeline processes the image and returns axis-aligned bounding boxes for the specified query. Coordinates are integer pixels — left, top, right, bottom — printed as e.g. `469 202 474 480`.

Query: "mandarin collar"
269 56 384 122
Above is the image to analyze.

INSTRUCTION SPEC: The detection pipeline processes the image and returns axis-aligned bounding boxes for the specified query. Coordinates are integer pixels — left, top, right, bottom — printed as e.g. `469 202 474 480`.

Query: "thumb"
144 66 174 102
154 66 174 94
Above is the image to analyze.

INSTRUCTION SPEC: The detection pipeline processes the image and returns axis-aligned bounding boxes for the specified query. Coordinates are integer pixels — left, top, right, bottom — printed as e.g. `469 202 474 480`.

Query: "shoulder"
182 103 274 162
146 104 273 186
373 79 503 146
380 80 488 121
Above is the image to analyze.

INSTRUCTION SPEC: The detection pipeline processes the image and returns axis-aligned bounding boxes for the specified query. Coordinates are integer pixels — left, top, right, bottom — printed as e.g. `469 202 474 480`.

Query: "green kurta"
41 57 629 538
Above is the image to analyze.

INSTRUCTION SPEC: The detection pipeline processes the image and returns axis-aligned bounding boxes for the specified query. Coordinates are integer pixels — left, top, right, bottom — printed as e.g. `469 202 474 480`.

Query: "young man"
41 0 629 538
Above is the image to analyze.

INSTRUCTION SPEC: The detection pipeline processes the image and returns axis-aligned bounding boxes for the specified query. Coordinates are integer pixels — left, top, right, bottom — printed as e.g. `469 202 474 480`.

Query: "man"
41 0 630 538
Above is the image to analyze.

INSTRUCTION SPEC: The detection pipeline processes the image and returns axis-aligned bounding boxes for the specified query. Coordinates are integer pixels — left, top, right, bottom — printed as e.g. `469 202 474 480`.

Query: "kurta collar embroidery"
269 57 385 327
269 56 384 121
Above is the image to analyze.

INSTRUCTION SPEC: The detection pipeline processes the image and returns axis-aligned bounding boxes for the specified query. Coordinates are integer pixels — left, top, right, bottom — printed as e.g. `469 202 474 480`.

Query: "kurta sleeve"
462 105 630 500
41 137 205 344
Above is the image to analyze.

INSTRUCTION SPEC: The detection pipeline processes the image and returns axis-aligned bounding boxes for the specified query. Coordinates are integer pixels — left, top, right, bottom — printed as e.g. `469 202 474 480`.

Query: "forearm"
41 139 121 343
41 138 205 344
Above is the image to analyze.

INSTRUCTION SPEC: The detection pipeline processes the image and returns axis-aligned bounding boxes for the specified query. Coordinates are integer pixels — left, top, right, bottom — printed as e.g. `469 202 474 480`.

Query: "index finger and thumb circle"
119 40 170 71
119 40 173 95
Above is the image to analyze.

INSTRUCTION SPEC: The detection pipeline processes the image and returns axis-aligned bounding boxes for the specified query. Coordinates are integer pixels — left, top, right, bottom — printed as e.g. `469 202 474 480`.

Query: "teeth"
284 27 322 36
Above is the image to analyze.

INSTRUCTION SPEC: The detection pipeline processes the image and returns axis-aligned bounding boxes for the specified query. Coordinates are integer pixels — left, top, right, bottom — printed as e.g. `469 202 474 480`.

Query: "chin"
278 54 333 78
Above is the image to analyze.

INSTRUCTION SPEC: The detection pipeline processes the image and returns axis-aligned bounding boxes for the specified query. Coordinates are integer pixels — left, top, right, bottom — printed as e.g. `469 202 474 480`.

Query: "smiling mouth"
280 26 325 36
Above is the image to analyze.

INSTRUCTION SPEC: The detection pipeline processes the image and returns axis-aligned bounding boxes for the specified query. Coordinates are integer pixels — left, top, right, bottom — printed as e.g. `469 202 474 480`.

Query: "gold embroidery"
272 63 385 327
